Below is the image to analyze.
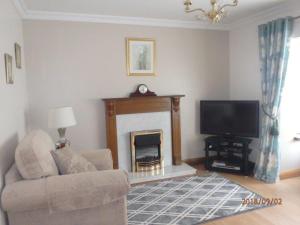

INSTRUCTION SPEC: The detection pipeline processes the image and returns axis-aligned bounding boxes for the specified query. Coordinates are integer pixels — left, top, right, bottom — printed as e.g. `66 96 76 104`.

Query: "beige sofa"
1 148 130 225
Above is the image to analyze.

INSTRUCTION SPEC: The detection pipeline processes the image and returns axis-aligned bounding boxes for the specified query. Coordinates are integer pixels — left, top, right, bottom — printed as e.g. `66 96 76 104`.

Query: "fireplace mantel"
103 95 185 169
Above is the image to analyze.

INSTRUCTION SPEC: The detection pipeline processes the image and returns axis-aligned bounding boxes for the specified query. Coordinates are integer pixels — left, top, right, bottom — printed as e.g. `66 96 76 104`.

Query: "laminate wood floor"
193 164 300 225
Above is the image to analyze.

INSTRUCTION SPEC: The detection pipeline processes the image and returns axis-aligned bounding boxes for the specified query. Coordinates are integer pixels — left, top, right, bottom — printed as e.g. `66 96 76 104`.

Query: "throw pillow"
15 130 59 179
51 147 97 175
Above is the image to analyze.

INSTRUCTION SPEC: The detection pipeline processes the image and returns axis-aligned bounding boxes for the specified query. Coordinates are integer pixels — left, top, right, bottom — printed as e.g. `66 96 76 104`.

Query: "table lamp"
48 107 77 148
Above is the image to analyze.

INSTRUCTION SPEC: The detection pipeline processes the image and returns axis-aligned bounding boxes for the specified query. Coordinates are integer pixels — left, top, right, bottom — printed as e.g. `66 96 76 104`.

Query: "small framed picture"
126 38 156 76
15 43 21 69
4 54 13 84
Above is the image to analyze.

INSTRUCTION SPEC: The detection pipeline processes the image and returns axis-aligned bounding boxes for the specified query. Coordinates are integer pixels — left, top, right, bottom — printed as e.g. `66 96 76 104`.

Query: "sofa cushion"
46 170 130 213
79 149 113 171
15 130 59 179
1 170 130 213
51 147 97 175
5 164 22 185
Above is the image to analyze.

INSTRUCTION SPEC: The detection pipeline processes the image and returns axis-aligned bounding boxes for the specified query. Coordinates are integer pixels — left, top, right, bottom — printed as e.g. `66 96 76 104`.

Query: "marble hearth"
129 163 196 184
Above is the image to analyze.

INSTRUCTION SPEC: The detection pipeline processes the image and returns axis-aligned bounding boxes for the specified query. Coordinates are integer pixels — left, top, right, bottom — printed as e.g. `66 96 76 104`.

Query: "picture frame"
15 43 21 69
126 38 156 76
4 54 13 84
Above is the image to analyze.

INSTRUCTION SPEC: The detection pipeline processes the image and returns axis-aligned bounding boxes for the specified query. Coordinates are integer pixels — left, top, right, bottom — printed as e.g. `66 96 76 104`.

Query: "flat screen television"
200 101 259 138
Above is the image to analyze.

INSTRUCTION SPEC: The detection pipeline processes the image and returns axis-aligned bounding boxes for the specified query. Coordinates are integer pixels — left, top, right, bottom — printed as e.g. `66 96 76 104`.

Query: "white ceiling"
15 0 293 29
21 0 286 23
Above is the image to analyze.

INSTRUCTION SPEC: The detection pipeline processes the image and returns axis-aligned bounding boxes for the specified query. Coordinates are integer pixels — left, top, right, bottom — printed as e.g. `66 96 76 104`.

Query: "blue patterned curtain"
254 17 293 183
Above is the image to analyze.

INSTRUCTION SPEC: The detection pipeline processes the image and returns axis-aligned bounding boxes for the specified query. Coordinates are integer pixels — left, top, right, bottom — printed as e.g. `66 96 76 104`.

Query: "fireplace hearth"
131 130 163 172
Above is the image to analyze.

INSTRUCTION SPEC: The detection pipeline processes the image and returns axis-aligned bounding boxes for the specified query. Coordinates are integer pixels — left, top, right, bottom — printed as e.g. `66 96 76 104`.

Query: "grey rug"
127 173 267 225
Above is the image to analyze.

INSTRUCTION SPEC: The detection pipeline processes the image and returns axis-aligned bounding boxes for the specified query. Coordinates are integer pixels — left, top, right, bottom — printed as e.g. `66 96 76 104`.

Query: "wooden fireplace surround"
103 95 185 169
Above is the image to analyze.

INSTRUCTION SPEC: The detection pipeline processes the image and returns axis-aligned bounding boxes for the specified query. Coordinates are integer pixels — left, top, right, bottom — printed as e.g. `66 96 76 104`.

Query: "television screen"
200 101 259 138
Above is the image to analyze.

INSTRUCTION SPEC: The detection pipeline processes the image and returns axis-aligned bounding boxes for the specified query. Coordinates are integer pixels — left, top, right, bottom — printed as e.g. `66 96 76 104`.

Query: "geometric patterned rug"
127 173 268 225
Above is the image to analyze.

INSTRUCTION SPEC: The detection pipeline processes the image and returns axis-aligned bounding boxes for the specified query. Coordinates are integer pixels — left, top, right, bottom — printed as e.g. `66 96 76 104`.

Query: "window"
281 37 300 138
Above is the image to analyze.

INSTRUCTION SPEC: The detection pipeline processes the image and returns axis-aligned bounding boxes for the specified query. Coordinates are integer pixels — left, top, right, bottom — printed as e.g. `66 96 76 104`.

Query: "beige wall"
229 25 262 163
0 0 29 224
23 20 230 160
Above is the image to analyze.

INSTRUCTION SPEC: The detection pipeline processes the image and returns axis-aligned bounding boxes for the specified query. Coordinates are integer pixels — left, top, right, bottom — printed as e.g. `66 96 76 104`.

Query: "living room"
1 0 300 224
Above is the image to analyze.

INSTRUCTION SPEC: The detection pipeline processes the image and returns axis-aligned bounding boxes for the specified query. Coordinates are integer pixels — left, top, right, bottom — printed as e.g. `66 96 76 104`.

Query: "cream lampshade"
48 107 77 147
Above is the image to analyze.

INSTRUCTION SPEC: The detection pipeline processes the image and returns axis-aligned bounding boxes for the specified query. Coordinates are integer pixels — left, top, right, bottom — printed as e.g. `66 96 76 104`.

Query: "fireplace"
130 130 163 172
103 95 184 169
103 95 197 184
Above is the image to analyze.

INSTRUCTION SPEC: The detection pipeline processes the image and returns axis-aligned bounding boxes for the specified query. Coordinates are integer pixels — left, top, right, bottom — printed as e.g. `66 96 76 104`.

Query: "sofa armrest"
1 179 48 213
47 169 129 213
79 149 113 170
1 170 130 213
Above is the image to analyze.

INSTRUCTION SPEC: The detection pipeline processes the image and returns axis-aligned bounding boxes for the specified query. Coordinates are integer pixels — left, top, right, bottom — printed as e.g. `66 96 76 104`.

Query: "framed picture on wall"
15 43 21 69
126 38 156 76
4 54 13 84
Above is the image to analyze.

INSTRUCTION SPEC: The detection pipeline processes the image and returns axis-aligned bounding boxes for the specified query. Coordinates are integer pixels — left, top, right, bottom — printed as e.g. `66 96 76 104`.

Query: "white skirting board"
128 163 197 184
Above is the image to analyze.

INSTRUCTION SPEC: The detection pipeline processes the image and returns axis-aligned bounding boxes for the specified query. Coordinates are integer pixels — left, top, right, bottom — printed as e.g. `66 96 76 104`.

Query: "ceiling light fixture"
184 0 238 23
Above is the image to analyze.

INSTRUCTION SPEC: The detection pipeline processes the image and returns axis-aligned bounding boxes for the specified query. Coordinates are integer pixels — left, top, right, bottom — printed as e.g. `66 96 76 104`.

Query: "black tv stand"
204 136 255 175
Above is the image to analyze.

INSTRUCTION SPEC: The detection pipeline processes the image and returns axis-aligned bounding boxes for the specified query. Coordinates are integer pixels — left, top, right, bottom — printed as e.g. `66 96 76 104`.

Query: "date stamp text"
242 198 283 206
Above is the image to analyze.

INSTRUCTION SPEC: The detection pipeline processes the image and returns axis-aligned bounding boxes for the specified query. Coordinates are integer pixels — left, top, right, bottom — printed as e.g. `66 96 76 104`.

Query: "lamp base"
56 128 71 150
55 139 70 150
